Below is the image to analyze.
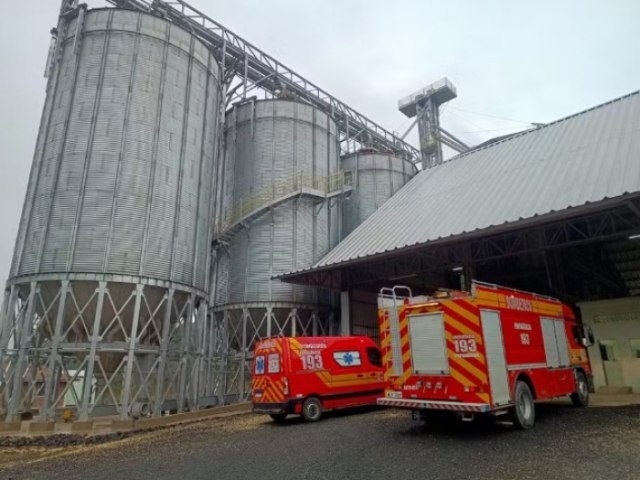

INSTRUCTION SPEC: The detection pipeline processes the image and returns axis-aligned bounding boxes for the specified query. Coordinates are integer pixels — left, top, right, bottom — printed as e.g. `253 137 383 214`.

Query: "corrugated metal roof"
289 90 640 275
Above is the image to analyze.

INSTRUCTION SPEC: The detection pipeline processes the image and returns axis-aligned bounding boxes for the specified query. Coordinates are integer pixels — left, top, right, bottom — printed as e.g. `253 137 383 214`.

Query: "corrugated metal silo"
341 150 417 239
1 7 222 421
212 99 342 398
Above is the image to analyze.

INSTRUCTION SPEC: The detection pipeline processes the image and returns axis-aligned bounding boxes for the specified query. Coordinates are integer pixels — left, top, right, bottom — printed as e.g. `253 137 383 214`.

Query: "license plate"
254 390 263 398
386 390 402 399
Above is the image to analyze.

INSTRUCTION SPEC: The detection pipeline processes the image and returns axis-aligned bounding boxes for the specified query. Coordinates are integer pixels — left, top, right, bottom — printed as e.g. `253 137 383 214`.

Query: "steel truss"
211 304 336 402
106 0 419 160
0 275 229 421
283 200 640 291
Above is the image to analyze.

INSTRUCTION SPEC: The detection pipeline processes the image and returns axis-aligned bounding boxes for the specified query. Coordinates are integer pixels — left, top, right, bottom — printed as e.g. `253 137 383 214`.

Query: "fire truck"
252 336 385 422
377 281 593 429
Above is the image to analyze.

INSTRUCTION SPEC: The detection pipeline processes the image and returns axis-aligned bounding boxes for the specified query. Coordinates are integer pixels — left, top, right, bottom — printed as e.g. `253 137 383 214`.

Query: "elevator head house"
280 91 640 395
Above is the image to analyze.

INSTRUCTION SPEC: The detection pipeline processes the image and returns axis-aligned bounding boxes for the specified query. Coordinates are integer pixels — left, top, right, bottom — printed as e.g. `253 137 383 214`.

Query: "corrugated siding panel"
341 153 416 239
311 91 640 271
10 9 220 293
213 100 339 306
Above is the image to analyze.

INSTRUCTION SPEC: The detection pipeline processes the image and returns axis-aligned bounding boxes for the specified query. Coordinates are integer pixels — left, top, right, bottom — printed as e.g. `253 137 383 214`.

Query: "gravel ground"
1 403 639 480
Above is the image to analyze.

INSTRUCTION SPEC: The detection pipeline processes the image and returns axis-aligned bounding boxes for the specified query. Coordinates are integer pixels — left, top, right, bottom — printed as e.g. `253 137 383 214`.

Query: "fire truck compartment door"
541 317 571 368
380 297 404 377
480 310 510 406
408 313 449 375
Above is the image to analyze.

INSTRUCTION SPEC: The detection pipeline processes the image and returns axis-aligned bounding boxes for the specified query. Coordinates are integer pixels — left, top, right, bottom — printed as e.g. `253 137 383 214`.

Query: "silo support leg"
153 289 173 417
42 280 69 420
7 282 37 422
177 294 195 413
120 284 143 420
79 281 106 422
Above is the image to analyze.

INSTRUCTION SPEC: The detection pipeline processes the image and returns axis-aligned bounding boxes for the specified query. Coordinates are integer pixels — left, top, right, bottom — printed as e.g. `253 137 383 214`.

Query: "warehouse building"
281 91 640 393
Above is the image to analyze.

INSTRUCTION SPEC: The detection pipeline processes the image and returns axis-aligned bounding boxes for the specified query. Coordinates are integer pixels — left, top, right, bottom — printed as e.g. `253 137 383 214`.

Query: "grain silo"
341 150 417 239
0 7 221 420
211 99 342 399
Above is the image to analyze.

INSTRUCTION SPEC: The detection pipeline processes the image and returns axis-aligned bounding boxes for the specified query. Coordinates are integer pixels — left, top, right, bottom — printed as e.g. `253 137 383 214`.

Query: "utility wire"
448 105 533 125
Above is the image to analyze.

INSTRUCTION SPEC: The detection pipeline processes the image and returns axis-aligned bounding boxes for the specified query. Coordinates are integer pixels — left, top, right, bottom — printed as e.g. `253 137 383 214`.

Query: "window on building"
630 339 640 359
366 347 382 367
599 340 618 362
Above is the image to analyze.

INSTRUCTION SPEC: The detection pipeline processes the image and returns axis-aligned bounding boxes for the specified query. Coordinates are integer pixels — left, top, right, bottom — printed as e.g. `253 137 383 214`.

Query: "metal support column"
153 289 173 416
240 307 248 399
79 281 106 421
42 280 69 419
120 283 143 420
7 282 37 422
340 291 350 336
177 293 194 412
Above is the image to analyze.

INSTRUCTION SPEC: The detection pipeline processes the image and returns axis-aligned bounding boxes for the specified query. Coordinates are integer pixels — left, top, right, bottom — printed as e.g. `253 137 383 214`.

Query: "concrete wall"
578 297 640 393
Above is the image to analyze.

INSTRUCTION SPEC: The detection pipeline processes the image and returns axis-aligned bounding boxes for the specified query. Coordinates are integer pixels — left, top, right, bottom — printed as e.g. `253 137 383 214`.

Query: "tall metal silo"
341 150 417 238
211 99 343 399
0 6 222 421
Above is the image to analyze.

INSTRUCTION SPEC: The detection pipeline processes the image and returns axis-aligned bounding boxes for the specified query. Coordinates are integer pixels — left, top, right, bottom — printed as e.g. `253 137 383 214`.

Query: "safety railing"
218 170 354 233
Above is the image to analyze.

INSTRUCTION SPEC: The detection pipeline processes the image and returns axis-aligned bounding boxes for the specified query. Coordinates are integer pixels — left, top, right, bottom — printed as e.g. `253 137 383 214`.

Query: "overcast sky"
0 0 638 286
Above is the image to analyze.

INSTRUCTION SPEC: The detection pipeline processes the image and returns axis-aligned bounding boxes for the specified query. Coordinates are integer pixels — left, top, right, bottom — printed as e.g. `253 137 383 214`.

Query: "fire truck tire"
302 397 323 422
269 414 288 424
512 381 535 430
570 372 590 407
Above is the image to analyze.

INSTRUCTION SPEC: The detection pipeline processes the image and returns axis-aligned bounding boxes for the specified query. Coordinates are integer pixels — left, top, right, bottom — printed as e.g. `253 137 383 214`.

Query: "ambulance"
377 281 593 429
252 336 385 422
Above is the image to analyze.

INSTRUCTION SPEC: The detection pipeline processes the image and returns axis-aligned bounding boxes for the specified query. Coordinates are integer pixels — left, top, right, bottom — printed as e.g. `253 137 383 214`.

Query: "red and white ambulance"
252 336 385 422
377 281 593 429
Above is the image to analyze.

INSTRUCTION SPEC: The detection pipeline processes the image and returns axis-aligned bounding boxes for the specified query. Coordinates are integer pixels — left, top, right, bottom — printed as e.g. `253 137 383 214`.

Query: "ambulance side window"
333 350 362 367
366 347 382 367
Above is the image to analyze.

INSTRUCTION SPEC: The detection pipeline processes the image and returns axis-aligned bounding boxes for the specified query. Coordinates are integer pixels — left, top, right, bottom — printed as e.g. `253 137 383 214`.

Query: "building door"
599 340 625 387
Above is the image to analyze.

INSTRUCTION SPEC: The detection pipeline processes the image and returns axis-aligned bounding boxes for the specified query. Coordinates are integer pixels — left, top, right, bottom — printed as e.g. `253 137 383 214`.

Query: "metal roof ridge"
442 90 640 164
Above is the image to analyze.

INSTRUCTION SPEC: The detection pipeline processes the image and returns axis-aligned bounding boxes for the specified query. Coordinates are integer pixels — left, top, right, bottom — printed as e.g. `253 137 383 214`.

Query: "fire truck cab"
252 336 385 423
377 281 593 429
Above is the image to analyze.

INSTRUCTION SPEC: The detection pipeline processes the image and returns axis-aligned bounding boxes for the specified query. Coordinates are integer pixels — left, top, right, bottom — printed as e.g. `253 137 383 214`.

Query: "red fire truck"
252 336 385 422
377 281 593 429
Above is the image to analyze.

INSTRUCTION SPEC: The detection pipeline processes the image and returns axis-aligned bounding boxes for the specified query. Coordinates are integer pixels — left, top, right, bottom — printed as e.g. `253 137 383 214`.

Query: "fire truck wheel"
512 381 535 430
302 397 323 422
570 372 590 407
269 414 288 424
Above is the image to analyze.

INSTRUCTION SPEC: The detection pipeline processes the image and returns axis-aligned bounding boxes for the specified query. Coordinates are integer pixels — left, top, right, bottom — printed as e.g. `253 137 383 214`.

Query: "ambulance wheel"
301 397 322 422
269 414 287 424
512 381 535 430
570 372 589 407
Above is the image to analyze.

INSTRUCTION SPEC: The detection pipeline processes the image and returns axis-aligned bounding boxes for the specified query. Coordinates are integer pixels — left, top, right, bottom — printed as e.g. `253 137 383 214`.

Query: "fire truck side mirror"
582 325 595 347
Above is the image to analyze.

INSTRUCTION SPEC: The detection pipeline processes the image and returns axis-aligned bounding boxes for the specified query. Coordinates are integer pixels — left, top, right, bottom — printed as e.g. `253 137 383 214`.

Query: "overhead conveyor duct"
107 0 421 162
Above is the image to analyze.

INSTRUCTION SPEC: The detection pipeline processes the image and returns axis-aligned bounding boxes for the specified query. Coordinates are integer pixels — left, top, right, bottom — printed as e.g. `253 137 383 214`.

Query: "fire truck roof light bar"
105 0 420 161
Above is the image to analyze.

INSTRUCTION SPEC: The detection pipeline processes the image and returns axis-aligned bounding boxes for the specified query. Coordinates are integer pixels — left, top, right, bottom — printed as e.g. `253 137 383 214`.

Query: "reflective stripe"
507 363 547 371
377 397 492 413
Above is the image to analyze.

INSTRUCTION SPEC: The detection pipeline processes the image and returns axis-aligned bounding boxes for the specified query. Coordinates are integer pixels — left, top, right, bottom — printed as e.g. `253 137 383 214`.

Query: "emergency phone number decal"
452 334 479 358
300 351 324 370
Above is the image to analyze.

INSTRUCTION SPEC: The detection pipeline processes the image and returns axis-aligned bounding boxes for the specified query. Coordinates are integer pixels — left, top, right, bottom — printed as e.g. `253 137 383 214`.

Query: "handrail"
217 170 353 234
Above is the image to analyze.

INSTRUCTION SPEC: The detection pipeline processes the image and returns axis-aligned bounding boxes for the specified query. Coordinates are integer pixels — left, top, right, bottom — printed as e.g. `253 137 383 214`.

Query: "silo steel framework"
1 0 428 420
0 7 222 420
211 100 343 400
